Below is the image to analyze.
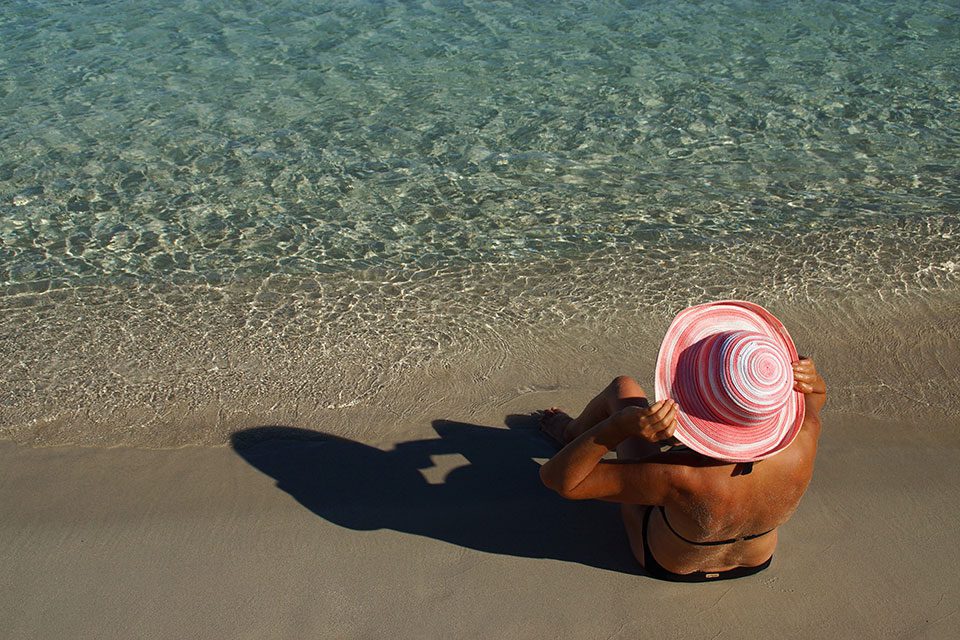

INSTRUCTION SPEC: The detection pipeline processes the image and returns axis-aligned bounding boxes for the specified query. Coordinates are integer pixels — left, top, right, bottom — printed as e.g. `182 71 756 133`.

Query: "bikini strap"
657 506 774 546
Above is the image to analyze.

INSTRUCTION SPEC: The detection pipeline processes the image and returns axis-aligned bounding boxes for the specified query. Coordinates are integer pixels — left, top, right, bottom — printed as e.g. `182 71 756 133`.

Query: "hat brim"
654 300 805 463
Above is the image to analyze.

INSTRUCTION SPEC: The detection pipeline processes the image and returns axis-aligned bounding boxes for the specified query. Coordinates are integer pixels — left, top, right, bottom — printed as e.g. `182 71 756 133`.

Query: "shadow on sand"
231 415 639 574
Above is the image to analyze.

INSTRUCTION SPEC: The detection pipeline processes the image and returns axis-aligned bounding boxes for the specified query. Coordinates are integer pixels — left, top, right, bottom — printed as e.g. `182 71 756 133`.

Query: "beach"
3 0 960 637
2 292 959 639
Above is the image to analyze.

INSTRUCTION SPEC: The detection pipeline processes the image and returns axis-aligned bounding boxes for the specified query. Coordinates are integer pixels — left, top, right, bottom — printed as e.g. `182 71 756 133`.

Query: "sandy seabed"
1 291 959 639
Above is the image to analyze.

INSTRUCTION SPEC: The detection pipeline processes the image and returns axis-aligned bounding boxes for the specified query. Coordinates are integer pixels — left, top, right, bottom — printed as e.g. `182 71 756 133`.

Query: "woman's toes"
539 409 573 445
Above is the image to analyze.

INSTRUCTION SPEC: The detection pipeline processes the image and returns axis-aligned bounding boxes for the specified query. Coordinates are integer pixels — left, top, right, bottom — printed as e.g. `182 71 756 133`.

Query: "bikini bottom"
641 506 772 583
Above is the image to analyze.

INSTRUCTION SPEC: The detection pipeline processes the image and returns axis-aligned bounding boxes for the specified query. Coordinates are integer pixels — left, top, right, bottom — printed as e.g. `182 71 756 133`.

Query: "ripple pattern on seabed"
0 0 958 287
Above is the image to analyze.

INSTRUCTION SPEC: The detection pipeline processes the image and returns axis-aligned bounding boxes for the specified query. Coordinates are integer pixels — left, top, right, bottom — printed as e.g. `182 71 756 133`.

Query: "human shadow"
231 415 638 573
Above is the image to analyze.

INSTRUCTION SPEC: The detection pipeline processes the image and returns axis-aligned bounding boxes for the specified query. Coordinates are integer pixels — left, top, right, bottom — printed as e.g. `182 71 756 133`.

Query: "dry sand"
2 294 959 639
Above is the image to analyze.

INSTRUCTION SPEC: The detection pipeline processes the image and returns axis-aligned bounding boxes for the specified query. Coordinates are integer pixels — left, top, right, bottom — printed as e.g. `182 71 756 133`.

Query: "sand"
2 293 959 639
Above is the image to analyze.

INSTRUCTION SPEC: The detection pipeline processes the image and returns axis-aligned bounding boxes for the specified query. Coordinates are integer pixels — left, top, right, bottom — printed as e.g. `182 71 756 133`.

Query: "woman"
539 301 827 582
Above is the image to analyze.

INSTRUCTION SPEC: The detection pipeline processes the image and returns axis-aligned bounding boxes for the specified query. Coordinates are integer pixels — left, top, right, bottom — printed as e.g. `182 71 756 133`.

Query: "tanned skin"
540 358 827 575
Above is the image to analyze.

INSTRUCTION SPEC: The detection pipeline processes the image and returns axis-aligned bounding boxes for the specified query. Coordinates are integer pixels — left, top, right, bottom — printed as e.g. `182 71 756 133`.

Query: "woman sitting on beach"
539 301 827 582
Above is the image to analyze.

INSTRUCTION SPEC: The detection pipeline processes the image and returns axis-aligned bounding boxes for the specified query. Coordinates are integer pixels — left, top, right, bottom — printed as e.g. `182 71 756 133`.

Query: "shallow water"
1 0 958 445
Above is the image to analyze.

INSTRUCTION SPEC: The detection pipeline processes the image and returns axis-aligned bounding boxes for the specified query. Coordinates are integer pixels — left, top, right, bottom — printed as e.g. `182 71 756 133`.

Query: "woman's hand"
614 400 678 444
792 358 826 395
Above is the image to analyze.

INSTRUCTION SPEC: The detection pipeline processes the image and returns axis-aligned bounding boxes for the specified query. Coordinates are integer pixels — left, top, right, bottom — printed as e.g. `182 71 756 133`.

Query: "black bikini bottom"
641 506 772 583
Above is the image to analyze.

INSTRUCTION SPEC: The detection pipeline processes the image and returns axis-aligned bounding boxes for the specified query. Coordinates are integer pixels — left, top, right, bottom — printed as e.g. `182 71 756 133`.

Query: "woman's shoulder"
670 447 813 519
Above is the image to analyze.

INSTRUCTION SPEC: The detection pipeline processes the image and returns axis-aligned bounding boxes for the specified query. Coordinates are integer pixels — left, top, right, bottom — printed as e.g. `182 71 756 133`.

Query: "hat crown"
703 330 792 426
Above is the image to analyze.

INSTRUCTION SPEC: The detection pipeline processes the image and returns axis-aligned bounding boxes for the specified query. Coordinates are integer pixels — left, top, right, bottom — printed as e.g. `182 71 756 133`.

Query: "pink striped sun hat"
654 300 804 463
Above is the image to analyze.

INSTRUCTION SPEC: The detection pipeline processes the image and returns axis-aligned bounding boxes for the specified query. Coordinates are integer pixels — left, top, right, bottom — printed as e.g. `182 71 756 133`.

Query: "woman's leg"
541 376 649 445
621 503 650 569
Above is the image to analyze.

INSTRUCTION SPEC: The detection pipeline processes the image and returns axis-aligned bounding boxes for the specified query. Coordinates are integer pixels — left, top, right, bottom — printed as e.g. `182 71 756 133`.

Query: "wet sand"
2 293 959 638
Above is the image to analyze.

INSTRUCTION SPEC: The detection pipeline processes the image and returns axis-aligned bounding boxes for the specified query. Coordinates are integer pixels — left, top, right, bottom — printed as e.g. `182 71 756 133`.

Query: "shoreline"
2 284 958 448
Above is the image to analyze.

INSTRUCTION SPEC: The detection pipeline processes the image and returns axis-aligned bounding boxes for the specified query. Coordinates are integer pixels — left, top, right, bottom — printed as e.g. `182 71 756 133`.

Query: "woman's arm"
539 400 678 499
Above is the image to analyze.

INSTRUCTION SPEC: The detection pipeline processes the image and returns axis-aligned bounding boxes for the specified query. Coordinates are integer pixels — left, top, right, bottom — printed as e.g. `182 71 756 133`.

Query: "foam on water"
1 0 958 445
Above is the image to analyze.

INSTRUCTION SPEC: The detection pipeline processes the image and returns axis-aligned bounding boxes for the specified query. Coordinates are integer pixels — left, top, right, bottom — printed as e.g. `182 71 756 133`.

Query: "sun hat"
654 300 804 463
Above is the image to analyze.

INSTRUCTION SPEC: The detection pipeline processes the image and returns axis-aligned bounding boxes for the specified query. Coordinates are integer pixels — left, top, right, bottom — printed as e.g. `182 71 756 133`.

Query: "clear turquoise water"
2 0 958 288
1 0 959 444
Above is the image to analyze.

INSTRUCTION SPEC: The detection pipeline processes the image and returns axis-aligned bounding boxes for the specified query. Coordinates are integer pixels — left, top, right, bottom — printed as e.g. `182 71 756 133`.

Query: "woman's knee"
608 376 648 405
609 375 640 393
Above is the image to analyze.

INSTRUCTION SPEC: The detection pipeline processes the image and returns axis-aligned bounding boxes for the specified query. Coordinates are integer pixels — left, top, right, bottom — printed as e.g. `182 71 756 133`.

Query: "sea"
1 0 958 446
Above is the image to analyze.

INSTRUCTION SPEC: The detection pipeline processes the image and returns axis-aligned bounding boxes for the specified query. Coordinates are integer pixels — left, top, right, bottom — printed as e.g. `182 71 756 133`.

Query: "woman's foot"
539 408 573 446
